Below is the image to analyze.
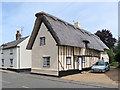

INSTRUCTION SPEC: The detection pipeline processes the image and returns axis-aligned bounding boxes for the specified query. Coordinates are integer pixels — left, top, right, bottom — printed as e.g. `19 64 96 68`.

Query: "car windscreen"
95 62 105 65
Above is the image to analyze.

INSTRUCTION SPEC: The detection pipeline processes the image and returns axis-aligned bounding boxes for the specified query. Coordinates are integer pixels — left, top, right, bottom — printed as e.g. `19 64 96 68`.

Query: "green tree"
114 37 120 68
107 49 115 63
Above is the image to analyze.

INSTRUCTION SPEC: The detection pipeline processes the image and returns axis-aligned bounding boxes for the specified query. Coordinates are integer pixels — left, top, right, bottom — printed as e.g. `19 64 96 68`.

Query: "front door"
78 57 82 70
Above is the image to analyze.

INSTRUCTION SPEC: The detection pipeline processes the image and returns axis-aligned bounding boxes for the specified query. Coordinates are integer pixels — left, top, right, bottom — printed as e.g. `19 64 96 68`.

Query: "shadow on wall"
59 67 91 77
59 69 81 77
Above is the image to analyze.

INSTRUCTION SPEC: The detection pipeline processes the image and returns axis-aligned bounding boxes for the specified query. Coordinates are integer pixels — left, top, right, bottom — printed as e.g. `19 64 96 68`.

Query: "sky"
1 1 118 44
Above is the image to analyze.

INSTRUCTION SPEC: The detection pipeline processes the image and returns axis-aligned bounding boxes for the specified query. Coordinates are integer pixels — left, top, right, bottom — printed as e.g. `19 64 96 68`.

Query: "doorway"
78 57 82 70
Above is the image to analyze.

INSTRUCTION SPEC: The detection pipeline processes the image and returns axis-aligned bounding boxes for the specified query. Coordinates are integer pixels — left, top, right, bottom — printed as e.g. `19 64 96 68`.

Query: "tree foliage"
95 29 116 49
107 49 115 63
114 37 120 68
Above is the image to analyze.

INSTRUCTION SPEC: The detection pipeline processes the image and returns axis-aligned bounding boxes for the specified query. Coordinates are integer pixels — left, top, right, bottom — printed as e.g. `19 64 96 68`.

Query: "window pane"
10 59 13 66
10 49 13 55
2 59 4 65
82 56 85 63
43 57 50 67
40 37 45 45
67 57 71 65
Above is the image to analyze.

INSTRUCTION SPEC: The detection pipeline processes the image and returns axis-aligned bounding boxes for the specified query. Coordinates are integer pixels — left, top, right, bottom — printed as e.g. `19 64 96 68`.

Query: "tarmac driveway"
61 68 119 86
105 67 119 83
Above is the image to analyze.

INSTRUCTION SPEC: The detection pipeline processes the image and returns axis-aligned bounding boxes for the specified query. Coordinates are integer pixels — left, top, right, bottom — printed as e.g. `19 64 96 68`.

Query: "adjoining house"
0 31 31 71
26 12 109 76
100 51 109 63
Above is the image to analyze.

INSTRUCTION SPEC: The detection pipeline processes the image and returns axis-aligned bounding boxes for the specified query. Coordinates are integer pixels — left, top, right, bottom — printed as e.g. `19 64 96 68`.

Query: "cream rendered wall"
58 46 100 70
58 46 74 71
100 51 109 63
0 47 18 69
32 23 58 76
17 37 32 69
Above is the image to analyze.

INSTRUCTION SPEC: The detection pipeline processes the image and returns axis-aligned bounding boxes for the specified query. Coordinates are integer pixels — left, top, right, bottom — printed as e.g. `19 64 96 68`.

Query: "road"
105 67 119 82
1 71 118 89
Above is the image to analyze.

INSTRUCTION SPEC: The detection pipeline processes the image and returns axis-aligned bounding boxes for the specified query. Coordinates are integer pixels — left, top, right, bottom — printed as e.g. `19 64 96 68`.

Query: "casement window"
10 49 13 55
82 56 85 63
40 37 45 46
66 57 71 65
43 57 50 67
85 42 88 48
1 50 3 54
10 59 13 67
83 40 89 48
89 50 92 55
103 51 107 54
1 49 3 54
1 46 3 54
1 59 4 66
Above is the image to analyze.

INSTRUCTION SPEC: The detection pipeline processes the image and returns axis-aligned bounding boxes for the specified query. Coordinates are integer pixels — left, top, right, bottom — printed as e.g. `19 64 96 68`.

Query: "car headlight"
91 67 94 69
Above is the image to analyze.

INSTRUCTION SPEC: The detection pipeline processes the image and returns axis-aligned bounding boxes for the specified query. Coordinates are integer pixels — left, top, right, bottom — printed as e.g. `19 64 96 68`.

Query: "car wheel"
108 67 110 71
102 69 106 73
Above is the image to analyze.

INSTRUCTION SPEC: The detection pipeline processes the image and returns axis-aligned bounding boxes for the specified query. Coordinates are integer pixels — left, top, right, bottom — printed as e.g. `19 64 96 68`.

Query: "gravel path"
62 70 118 86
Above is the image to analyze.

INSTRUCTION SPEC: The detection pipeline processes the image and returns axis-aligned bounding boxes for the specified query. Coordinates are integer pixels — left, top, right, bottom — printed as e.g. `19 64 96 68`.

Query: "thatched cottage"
26 12 109 76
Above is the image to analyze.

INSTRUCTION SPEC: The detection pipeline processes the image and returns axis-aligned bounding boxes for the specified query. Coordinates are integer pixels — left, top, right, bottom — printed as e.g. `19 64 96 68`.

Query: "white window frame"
1 46 3 54
40 37 45 46
43 57 50 67
82 56 85 63
2 59 4 66
10 49 13 55
89 50 92 55
10 59 13 67
66 57 71 65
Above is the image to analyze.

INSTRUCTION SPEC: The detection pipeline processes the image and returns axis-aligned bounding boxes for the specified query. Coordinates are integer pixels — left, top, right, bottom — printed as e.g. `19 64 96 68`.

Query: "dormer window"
89 50 92 55
40 37 45 46
85 42 88 48
83 40 89 48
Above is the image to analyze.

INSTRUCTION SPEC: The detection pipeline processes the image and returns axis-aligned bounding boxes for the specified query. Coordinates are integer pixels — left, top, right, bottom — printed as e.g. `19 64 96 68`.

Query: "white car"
91 61 110 72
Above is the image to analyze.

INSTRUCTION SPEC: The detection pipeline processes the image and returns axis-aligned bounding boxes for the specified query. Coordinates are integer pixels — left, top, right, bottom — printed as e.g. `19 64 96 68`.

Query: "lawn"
110 61 119 68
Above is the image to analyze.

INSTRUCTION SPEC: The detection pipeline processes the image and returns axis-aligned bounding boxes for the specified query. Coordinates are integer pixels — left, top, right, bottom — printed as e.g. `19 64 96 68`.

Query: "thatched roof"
26 12 109 51
1 36 29 49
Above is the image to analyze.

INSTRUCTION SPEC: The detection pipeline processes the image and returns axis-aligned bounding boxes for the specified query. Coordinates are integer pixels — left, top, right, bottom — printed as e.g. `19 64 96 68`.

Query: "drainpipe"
17 46 20 72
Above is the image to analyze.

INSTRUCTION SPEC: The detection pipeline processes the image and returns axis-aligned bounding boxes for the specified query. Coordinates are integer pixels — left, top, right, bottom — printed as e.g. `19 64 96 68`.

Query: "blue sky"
1 2 118 44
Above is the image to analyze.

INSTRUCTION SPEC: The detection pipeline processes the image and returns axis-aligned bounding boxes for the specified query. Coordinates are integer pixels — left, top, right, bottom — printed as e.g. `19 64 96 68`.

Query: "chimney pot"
74 22 81 29
17 30 20 34
16 30 21 40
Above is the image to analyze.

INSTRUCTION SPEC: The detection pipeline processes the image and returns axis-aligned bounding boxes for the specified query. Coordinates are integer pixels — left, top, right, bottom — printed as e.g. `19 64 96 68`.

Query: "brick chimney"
16 30 21 40
74 22 81 29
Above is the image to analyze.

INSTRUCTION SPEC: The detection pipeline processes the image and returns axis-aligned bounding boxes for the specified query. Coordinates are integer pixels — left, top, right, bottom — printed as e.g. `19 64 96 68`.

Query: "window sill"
43 66 50 68
40 45 45 46
67 64 71 65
